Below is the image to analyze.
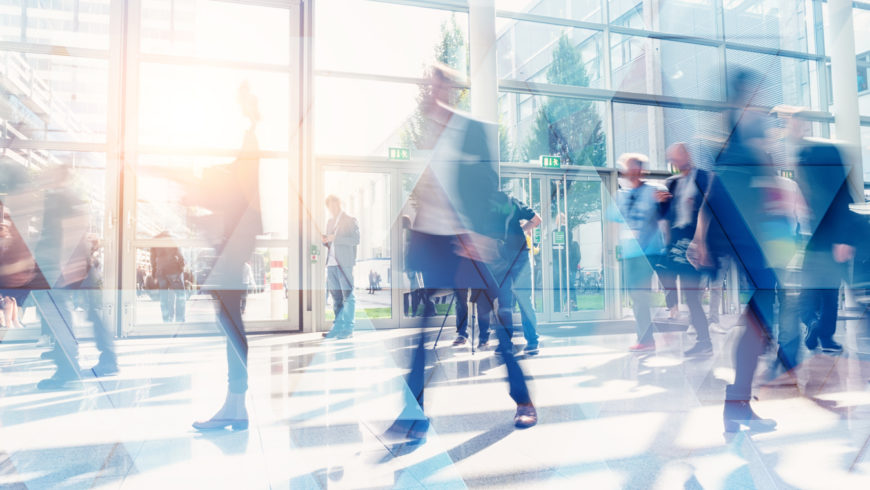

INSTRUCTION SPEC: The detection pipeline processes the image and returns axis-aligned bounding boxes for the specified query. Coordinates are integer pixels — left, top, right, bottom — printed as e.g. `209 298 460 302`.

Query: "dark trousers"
729 262 777 401
213 290 248 394
800 250 845 343
660 266 710 343
454 288 469 338
401 233 531 418
158 273 187 322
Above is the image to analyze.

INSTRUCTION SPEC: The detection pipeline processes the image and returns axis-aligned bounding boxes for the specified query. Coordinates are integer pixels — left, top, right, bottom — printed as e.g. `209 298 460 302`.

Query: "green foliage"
522 35 606 168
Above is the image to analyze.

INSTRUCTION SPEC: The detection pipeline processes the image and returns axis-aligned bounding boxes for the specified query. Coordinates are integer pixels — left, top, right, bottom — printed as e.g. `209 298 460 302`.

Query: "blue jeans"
623 256 655 344
327 266 355 332
158 273 186 322
510 254 539 345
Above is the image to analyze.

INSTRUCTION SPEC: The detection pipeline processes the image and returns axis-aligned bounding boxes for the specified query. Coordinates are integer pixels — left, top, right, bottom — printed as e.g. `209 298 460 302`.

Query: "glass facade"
3 1 870 488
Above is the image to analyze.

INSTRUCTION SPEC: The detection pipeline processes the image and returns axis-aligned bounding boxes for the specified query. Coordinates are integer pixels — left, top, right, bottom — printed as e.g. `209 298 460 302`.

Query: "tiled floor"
3 314 870 489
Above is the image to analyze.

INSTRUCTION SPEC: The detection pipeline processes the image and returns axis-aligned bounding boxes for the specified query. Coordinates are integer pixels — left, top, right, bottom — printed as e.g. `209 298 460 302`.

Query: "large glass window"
610 36 723 100
497 0 603 23
609 0 719 39
497 19 603 89
724 0 810 52
315 0 468 79
500 93 607 166
0 0 111 49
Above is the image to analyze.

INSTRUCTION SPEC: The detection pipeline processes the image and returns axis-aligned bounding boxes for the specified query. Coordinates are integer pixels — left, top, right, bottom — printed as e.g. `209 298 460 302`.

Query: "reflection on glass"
323 171 391 320
499 93 606 166
610 36 723 100
609 0 718 39
496 0 602 22
550 179 604 314
140 0 292 65
496 20 603 89
0 53 107 142
135 247 286 326
0 1 110 49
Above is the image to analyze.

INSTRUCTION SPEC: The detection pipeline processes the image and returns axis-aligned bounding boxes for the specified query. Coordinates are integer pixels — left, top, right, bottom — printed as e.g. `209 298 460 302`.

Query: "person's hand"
687 239 710 268
655 190 673 203
833 243 855 263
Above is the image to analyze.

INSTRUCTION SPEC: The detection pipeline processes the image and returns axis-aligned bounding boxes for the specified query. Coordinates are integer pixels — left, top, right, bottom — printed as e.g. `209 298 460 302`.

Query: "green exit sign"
780 169 794 180
532 228 541 244
389 147 410 160
540 155 561 168
552 230 566 245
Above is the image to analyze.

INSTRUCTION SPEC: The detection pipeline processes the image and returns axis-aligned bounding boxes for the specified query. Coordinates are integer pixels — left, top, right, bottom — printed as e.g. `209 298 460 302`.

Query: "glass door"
502 167 612 324
545 174 607 322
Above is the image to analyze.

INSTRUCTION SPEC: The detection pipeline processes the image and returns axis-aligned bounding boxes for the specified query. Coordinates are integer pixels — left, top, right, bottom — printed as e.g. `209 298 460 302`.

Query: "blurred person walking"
321 195 359 339
691 68 780 432
610 153 665 353
657 143 714 357
149 83 264 430
392 64 537 441
150 232 187 323
776 107 859 355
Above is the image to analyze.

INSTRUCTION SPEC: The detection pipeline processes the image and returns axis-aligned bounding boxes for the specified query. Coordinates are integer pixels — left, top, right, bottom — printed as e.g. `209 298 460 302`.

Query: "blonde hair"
617 152 649 169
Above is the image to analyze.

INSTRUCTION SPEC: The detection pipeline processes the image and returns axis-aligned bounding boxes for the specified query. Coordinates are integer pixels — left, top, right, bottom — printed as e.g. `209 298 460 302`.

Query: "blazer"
325 213 360 271
793 138 859 251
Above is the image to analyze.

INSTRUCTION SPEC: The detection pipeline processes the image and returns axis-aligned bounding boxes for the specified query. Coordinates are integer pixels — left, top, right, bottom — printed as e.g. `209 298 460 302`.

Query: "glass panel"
0 0 111 49
610 36 723 100
499 93 607 166
135 155 289 240
863 126 870 184
315 0 468 78
139 63 290 151
141 0 292 65
609 0 718 39
496 0 603 22
315 76 422 156
323 170 392 321
496 20 603 89
0 52 107 142
725 49 814 109
612 103 724 171
724 0 810 51
501 175 544 316
135 245 285 326
549 178 604 314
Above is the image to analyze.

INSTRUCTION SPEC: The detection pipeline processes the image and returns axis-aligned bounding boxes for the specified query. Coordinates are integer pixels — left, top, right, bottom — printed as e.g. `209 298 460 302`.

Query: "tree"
523 35 606 169
401 15 468 150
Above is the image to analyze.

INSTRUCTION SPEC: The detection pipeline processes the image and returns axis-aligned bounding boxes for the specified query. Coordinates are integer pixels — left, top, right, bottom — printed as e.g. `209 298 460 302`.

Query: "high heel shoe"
192 418 249 431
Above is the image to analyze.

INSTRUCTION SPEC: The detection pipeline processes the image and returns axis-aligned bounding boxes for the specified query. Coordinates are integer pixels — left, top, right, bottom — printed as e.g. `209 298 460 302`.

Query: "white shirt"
673 170 698 229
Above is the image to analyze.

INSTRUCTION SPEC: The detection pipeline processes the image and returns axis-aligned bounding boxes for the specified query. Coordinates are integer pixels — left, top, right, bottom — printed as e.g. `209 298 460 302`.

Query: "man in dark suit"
322 195 360 339
782 108 859 354
657 143 713 357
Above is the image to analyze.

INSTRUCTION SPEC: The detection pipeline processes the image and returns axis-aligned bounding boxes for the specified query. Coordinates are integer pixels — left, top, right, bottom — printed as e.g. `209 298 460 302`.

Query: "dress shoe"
820 339 843 353
684 341 713 357
452 336 467 346
192 418 249 431
514 403 537 428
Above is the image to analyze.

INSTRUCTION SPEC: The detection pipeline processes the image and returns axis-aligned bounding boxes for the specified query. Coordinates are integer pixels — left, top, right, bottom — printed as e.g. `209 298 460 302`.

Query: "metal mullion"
314 69 471 89
211 0 298 9
0 140 108 152
371 0 469 13
0 40 109 59
138 53 293 73
136 145 293 158
495 10 605 32
722 40 825 61
608 25 722 49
